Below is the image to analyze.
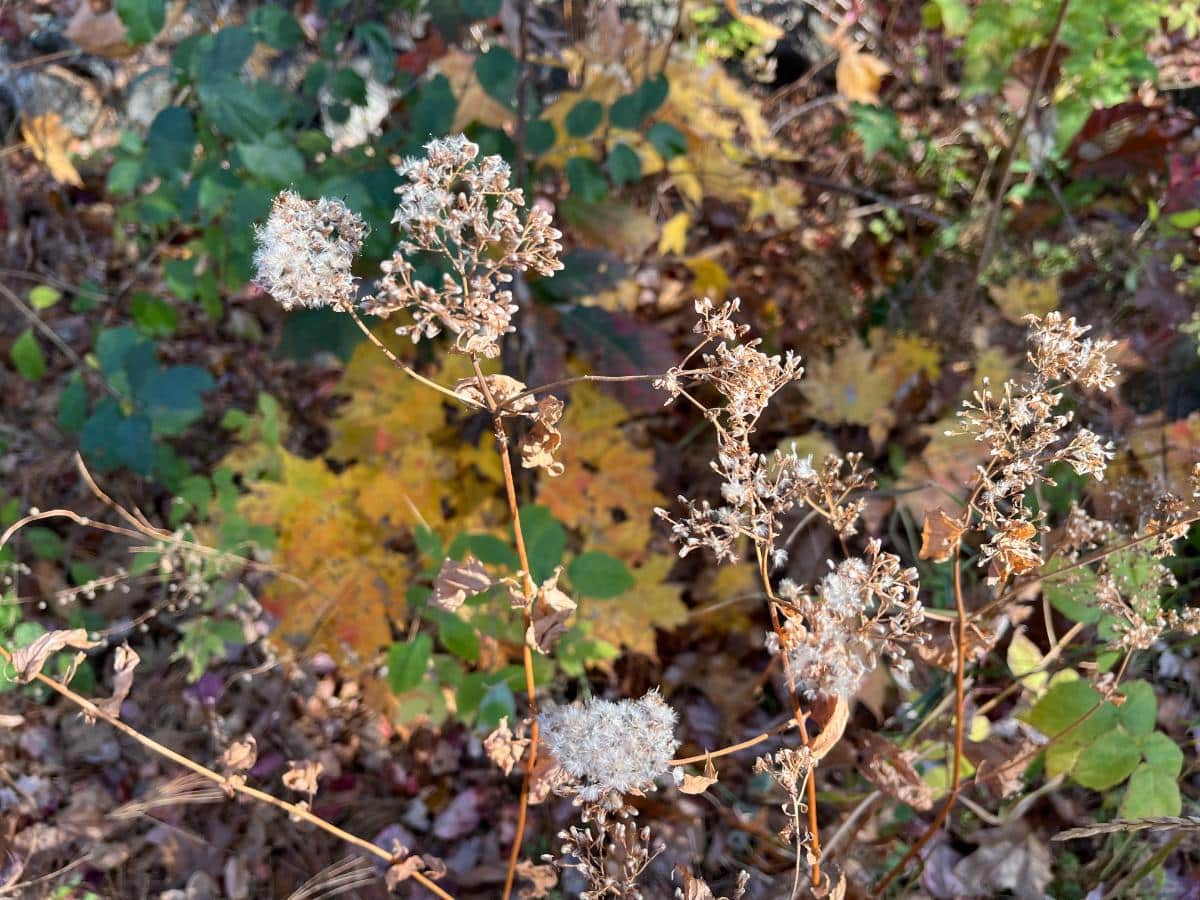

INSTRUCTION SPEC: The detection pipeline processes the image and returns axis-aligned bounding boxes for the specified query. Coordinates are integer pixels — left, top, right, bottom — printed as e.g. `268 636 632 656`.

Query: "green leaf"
851 103 906 161
29 285 60 310
249 5 303 49
606 143 642 185
566 156 608 203
1139 732 1184 777
58 374 88 433
568 551 636 598
475 47 519 108
518 504 566 585
1119 764 1182 819
1118 681 1157 737
526 119 556 155
24 527 65 561
80 400 156 475
459 534 519 570
610 75 669 129
237 133 306 185
116 0 165 44
478 680 516 729
131 293 179 338
139 365 214 436
1026 679 1104 738
566 99 605 137
436 613 480 664
355 23 395 82
647 122 686 160
924 0 969 35
146 107 196 176
330 68 368 106
1044 562 1102 624
388 634 432 694
1073 727 1141 790
11 330 46 381
410 75 456 141
106 159 144 195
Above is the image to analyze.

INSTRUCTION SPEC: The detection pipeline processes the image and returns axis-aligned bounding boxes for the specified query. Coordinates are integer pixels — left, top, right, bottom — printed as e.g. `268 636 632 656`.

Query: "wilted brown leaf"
8 629 98 683
920 508 967 563
93 643 139 720
809 694 849 762
282 760 323 796
520 396 565 478
65 3 132 57
484 717 529 776
222 736 258 773
526 567 576 654
836 43 891 105
674 866 748 900
858 732 934 811
679 754 719 795
515 860 558 898
432 556 493 612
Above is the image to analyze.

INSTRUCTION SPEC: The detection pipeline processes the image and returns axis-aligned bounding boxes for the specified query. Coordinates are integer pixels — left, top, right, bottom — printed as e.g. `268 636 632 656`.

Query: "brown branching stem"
0 644 455 900
346 308 480 407
668 718 795 766
469 357 541 900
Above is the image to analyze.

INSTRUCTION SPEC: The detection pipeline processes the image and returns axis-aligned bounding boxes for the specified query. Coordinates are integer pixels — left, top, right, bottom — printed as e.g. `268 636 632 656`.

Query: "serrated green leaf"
1139 731 1184 776
1073 727 1141 790
1119 764 1182 819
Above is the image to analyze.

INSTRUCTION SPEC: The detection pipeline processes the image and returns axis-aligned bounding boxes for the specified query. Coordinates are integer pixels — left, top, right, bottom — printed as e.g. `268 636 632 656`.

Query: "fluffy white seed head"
253 191 368 312
539 690 680 804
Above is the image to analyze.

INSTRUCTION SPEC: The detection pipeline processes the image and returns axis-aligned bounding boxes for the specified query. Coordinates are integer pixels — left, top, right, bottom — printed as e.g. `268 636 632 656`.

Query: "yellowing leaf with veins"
22 114 83 187
801 337 895 440
988 275 1059 324
577 554 686 658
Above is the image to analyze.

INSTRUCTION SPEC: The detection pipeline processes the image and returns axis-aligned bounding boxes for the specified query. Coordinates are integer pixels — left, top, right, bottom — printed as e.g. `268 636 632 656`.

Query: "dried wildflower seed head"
366 134 563 358
539 690 680 805
253 191 368 312
1026 311 1118 391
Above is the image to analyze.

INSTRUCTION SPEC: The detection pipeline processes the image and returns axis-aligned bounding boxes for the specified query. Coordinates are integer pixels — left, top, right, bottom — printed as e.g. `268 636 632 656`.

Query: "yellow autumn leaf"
659 211 690 255
577 554 687 659
988 275 1059 324
1007 630 1049 696
801 337 896 441
835 43 891 106
22 113 83 187
685 256 730 299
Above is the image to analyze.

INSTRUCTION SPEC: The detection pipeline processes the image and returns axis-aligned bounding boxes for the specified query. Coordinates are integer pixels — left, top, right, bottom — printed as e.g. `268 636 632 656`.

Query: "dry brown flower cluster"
364 135 563 358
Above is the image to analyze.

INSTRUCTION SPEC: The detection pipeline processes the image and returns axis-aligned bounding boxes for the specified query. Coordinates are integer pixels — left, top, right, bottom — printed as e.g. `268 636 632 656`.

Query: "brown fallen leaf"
93 643 139 720
8 629 98 683
431 555 493 612
65 2 132 57
515 860 558 898
920 508 967 563
858 732 934 811
22 114 84 187
679 754 718 795
836 43 891 105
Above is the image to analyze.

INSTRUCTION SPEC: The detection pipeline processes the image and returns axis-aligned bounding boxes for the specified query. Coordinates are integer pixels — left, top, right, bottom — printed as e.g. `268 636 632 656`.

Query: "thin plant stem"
345 308 480 407
874 551 967 895
757 546 822 889
0 644 455 900
468 357 541 900
668 718 795 766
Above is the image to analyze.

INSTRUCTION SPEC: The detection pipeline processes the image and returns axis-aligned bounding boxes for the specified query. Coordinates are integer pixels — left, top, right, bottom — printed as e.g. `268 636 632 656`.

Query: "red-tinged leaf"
1068 103 1195 180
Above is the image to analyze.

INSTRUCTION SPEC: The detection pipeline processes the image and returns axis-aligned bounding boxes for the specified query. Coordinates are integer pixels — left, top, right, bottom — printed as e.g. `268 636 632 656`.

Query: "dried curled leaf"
858 732 934 811
679 754 719 795
919 508 967 563
282 759 323 796
526 567 576 654
484 716 529 776
431 556 493 612
520 395 565 477
93 643 139 720
222 736 258 772
8 629 99 683
454 374 535 413
808 694 849 763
